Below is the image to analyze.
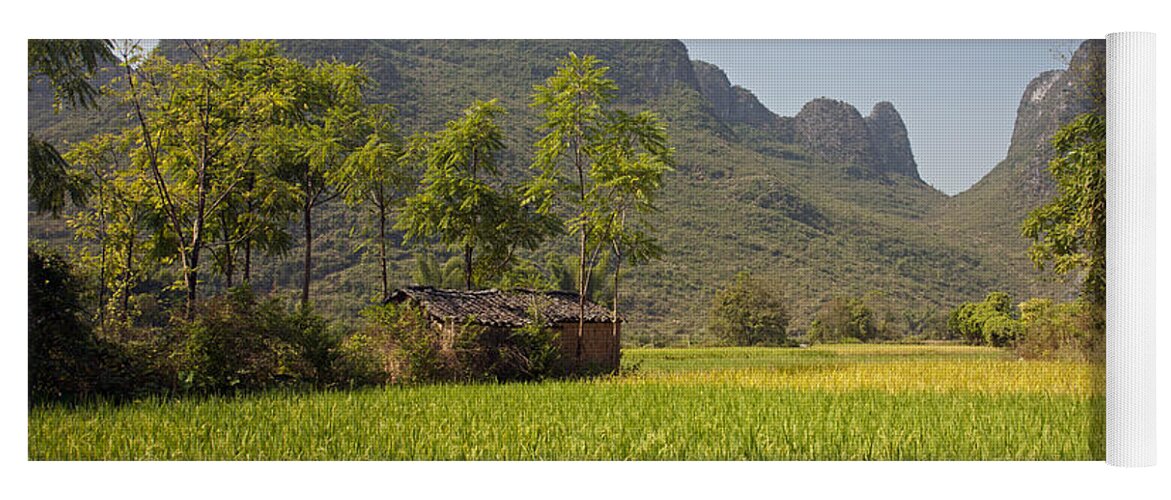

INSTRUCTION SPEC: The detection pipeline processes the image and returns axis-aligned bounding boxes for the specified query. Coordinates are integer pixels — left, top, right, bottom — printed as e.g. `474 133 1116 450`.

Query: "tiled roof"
386 286 620 327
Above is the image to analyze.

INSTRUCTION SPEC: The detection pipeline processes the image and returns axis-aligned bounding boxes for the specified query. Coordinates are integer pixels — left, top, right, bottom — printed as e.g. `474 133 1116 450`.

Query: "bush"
947 291 1018 347
472 307 563 381
362 303 462 383
273 307 348 387
175 288 365 392
175 287 287 393
29 245 98 401
361 303 563 383
808 295 877 343
1016 299 1103 362
29 245 163 402
707 272 789 346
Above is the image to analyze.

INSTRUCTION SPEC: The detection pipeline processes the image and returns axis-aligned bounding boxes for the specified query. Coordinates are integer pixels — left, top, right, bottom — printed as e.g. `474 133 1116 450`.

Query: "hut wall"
555 322 621 371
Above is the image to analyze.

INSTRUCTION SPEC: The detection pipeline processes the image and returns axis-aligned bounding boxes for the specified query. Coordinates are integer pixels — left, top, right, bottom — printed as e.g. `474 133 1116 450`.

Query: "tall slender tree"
331 104 415 301
264 59 370 308
591 109 673 350
64 133 156 326
528 53 673 361
114 40 308 317
399 99 555 290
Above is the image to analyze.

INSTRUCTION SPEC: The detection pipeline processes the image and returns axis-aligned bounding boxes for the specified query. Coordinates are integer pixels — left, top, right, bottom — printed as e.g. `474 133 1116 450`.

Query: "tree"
1021 113 1106 308
528 53 673 360
265 58 371 308
330 104 415 301
946 291 1019 347
809 295 877 343
64 133 157 326
114 40 306 317
27 39 116 216
399 99 556 290
591 110 673 343
708 272 789 346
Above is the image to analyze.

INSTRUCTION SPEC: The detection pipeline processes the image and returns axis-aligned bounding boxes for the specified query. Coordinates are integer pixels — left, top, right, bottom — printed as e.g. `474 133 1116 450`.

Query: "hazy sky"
682 40 1080 195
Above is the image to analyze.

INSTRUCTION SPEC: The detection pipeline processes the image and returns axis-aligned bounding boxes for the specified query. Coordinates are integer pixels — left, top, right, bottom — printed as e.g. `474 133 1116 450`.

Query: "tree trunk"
243 237 251 284
379 204 389 301
574 141 587 362
464 241 474 290
224 242 234 288
222 212 234 288
576 230 587 361
185 211 204 320
242 174 255 285
612 254 620 334
96 196 107 328
302 192 313 309
184 259 198 320
122 231 134 318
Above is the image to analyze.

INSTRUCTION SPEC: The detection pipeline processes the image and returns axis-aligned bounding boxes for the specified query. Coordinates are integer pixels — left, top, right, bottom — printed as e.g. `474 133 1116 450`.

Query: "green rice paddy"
28 344 1104 460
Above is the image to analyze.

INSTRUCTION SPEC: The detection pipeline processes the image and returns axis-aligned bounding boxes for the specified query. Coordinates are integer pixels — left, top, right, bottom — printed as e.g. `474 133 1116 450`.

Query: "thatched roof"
386 286 621 328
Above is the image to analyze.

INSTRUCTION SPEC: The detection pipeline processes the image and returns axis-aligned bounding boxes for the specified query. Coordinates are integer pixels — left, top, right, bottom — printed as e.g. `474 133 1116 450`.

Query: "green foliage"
411 253 467 289
707 272 789 346
28 39 115 110
1016 298 1103 362
362 303 468 383
808 295 878 343
176 288 285 392
28 135 91 217
29 244 160 401
1021 113 1106 306
362 302 563 383
27 39 114 216
107 40 327 313
275 307 348 386
947 291 1019 347
176 287 358 392
528 52 674 356
399 99 557 289
29 244 99 400
63 133 160 327
330 103 415 300
495 319 563 381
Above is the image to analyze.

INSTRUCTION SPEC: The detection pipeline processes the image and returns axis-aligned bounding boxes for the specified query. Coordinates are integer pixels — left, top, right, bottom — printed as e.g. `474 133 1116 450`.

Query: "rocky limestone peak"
693 61 772 125
794 98 873 169
794 98 921 181
692 60 793 139
1000 39 1104 198
865 102 920 181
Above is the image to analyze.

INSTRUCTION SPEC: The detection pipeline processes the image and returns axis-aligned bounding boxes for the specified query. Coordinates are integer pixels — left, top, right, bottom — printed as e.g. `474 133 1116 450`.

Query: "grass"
28 344 1104 460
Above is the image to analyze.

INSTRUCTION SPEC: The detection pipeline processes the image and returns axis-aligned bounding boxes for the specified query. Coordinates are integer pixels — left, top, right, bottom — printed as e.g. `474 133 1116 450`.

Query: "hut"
385 286 622 372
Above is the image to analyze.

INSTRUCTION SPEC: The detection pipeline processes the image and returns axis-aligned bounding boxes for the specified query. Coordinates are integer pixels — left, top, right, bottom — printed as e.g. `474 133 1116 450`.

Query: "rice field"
28 344 1104 460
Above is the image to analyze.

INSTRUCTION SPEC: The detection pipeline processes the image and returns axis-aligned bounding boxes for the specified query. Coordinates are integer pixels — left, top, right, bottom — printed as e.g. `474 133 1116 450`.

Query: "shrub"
947 291 1019 347
473 306 563 381
1016 299 1103 362
29 245 98 401
361 302 564 383
28 245 163 402
273 307 348 386
337 329 393 386
175 287 286 393
809 295 877 343
363 303 460 383
708 272 789 346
